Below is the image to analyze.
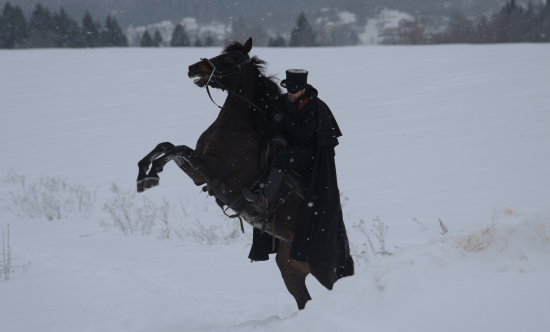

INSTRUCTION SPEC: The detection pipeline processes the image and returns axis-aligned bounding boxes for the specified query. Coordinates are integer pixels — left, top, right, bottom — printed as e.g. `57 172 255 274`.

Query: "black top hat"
280 69 308 93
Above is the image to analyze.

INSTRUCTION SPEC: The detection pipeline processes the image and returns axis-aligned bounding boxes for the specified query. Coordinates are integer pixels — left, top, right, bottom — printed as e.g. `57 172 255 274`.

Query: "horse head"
188 37 253 91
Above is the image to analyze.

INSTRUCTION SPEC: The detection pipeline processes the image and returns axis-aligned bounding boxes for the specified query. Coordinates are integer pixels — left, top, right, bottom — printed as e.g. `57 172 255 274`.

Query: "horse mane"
223 40 282 128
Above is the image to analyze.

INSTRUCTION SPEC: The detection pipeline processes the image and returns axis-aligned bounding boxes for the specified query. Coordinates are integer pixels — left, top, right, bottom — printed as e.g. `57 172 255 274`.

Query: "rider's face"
287 89 305 103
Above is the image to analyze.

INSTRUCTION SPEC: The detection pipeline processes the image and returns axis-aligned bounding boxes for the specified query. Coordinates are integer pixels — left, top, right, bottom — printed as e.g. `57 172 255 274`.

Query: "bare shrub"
0 225 12 280
103 184 168 235
187 219 221 245
4 168 25 187
185 219 243 245
413 217 429 231
103 183 245 244
352 216 392 264
2 171 96 221
439 218 449 235
1 225 31 281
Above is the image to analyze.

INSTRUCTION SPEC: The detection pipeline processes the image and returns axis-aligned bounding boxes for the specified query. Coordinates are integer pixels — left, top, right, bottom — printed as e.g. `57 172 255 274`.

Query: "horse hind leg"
276 241 311 310
137 142 175 192
309 256 355 291
309 264 337 291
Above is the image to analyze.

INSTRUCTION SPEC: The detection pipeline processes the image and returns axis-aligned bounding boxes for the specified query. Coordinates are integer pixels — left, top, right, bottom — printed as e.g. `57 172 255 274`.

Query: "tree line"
139 24 216 47
0 2 127 48
382 1 550 45
0 2 322 49
431 0 550 43
140 12 327 47
3 1 548 49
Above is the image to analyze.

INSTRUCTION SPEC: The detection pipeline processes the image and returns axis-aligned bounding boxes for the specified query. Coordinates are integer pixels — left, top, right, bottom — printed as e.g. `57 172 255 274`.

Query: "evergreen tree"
29 4 53 38
24 4 57 47
268 35 286 47
474 16 492 43
101 14 127 47
140 30 154 47
82 11 101 47
538 1 550 42
204 32 215 46
289 12 317 46
492 0 522 42
152 29 162 46
53 7 84 47
0 2 28 48
230 18 267 45
447 11 475 43
194 36 203 47
170 23 190 46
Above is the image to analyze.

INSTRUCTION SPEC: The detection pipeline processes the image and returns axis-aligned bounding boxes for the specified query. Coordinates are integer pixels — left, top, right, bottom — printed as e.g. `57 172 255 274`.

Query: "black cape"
248 91 352 272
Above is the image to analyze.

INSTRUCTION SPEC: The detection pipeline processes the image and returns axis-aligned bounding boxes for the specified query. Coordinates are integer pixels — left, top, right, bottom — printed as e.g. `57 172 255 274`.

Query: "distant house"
359 8 418 45
379 27 401 44
374 9 425 45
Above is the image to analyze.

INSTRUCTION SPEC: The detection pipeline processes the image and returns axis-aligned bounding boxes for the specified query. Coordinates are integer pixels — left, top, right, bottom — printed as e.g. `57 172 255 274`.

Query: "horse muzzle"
188 62 214 87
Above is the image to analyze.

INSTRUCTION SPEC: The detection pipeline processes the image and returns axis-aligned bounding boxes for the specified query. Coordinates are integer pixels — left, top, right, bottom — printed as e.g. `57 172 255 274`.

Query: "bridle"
201 51 251 85
200 52 269 125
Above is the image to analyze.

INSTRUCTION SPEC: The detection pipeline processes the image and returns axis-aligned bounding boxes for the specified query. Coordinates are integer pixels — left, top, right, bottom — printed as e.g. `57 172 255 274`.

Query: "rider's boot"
242 168 286 214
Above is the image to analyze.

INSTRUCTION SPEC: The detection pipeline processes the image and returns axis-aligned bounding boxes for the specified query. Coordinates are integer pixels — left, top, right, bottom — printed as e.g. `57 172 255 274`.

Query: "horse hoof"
143 176 160 189
136 180 145 193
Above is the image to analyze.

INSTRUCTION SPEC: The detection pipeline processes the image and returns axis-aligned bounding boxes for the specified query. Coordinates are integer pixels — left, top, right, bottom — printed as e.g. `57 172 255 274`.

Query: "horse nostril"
188 64 199 76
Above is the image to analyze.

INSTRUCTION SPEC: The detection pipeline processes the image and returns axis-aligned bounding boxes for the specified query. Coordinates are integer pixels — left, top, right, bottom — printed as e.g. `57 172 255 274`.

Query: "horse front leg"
137 142 175 192
141 145 214 191
172 154 208 187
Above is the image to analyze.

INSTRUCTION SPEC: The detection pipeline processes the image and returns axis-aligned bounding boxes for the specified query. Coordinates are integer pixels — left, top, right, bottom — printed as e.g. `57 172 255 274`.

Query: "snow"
1 44 549 332
337 11 356 24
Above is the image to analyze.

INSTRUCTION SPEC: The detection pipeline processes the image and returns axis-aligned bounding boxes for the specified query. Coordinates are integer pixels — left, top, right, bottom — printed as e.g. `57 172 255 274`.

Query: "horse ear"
243 37 253 54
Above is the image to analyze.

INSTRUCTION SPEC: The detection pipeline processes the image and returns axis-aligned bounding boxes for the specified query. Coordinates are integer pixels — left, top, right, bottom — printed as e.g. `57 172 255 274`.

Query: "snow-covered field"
1 44 549 332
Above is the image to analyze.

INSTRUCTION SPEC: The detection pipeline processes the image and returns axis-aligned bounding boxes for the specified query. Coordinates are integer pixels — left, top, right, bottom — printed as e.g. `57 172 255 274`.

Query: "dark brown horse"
136 38 351 310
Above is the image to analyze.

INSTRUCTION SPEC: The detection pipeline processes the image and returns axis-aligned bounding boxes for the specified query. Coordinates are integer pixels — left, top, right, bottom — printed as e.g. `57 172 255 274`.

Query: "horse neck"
220 75 260 124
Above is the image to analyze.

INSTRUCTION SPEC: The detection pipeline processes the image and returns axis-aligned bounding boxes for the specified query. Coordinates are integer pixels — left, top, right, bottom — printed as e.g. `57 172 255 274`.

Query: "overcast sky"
1 0 512 27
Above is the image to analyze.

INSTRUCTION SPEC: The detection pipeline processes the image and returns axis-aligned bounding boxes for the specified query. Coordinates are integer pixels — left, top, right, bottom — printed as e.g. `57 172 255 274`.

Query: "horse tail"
336 255 355 279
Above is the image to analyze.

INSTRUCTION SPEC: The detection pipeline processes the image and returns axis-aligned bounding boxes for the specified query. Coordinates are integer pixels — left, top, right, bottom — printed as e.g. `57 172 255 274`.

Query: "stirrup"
242 188 269 214
242 188 259 203
253 195 269 214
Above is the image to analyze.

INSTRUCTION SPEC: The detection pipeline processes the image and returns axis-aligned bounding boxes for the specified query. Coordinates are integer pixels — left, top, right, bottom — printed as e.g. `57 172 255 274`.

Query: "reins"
201 52 270 126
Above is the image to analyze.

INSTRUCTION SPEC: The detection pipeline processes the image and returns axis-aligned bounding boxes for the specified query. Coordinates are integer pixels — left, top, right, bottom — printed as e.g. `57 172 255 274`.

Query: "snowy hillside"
1 44 549 332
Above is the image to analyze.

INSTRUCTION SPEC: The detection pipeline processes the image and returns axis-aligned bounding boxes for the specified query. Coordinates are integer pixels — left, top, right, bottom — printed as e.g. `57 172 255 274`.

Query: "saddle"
246 97 312 213
258 137 306 205
203 137 306 218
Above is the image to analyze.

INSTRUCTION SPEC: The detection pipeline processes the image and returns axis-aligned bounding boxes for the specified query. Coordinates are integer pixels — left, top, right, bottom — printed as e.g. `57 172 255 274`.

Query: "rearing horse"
136 38 352 310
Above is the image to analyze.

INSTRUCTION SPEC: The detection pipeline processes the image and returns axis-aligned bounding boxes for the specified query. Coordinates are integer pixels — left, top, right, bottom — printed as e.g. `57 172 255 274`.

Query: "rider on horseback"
244 68 350 276
242 69 338 215
138 42 353 309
